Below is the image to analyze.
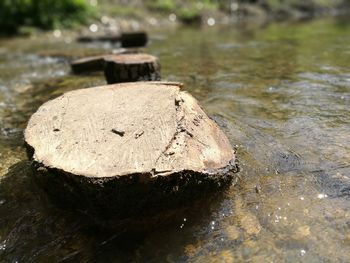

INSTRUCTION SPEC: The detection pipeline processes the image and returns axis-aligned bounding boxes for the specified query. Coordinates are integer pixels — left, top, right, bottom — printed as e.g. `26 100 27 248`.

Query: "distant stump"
120 32 148 48
77 32 148 48
25 82 237 218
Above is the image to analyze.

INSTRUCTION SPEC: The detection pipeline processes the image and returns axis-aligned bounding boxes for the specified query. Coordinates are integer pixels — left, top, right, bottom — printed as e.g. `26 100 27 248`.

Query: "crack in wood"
111 129 125 137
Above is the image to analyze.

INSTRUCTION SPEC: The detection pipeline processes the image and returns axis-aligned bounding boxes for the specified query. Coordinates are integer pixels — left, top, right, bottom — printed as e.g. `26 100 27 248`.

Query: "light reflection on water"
0 17 350 262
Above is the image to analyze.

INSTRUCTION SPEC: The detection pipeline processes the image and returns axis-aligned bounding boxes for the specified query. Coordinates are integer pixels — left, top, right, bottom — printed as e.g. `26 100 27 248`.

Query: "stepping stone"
104 53 160 84
70 49 140 74
25 82 237 218
77 32 148 47
71 53 161 84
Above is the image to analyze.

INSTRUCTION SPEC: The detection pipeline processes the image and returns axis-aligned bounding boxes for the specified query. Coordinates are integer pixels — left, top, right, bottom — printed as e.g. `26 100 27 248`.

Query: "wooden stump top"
104 53 158 64
71 55 106 64
25 82 235 180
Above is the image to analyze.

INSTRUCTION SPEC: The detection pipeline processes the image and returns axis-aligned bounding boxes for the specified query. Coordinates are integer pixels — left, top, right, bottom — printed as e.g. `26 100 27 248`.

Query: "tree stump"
25 82 237 218
70 49 140 74
120 32 148 48
70 52 159 83
77 32 148 47
104 54 161 84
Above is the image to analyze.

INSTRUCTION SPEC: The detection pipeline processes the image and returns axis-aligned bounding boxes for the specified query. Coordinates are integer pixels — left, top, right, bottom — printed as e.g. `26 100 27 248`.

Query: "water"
0 17 350 262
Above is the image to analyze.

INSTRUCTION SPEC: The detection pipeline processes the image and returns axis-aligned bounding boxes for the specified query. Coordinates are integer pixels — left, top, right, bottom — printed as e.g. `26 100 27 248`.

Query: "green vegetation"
145 0 176 12
177 8 202 24
0 0 93 34
0 0 348 33
99 0 350 24
261 0 344 11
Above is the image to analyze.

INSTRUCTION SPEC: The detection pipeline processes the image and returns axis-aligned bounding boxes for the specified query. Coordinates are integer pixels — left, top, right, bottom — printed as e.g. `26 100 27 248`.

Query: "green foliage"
0 0 93 33
260 0 343 11
145 0 176 12
144 0 217 13
177 7 202 24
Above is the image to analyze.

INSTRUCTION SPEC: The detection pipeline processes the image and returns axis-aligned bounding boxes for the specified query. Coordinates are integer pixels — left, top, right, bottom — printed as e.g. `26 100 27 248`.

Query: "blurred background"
1 1 350 262
1 0 350 34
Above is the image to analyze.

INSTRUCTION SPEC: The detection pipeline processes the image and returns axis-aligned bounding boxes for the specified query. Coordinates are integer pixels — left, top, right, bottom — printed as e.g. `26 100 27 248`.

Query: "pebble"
225 225 240 240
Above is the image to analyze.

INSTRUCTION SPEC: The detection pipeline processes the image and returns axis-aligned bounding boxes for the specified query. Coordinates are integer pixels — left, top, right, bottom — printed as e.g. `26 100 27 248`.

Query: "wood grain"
25 82 235 181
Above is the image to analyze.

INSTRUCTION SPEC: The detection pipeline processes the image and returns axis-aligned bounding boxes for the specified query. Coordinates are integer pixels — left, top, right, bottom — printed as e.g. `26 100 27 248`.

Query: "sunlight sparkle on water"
207 18 215 26
169 14 177 22
317 193 328 199
53 30 61 38
89 24 98 32
0 241 6 251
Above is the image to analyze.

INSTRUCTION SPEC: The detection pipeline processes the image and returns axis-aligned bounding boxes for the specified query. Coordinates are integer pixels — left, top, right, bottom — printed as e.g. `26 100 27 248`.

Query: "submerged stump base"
25 82 237 219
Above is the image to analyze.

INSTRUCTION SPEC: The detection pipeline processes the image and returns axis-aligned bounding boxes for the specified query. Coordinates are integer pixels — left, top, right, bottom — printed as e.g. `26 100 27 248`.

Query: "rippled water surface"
0 18 350 262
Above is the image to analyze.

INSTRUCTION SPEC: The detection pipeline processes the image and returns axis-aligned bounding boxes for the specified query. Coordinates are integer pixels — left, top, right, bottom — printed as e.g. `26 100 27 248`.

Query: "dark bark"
104 54 161 84
77 32 148 48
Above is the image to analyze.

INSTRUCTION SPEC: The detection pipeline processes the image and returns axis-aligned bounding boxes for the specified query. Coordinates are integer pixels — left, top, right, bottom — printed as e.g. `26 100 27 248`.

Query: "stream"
0 17 350 262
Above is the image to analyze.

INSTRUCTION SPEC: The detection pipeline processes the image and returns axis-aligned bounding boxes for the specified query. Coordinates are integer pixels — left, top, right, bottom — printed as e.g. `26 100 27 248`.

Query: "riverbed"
0 17 349 262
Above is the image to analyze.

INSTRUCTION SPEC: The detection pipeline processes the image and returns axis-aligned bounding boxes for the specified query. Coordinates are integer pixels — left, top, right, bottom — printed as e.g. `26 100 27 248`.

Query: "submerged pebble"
240 213 261 236
292 225 311 240
225 225 240 240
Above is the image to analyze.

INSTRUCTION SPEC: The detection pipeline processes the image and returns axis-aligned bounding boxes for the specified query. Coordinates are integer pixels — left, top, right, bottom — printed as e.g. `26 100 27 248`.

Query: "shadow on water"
0 161 232 262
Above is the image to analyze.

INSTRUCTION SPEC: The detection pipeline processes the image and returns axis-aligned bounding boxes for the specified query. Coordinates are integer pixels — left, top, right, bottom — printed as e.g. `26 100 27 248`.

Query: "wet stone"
292 225 311 240
217 250 235 263
240 213 261 236
225 225 240 240
24 82 237 218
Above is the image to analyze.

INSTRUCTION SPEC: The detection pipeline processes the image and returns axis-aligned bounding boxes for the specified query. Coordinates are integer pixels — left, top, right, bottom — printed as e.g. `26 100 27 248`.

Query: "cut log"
120 32 148 48
77 34 121 43
70 52 158 83
77 32 148 47
25 82 237 218
104 54 161 84
70 49 140 74
71 55 106 74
